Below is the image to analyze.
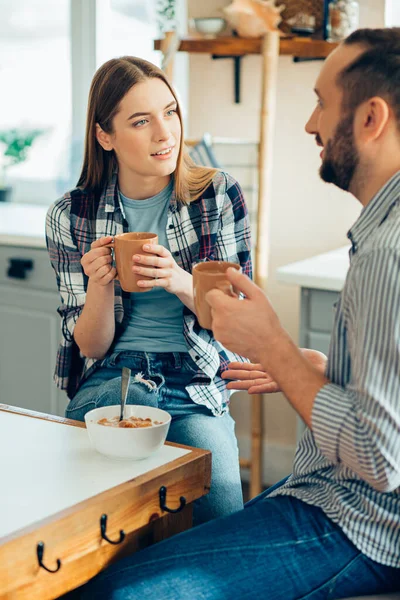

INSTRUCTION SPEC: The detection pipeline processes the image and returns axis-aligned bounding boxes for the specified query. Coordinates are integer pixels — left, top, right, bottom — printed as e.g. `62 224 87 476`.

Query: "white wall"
187 0 386 484
385 0 400 25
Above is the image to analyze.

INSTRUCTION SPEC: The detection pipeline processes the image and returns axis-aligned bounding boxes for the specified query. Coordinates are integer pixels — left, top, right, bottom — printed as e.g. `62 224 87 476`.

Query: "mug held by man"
106 232 158 292
192 261 242 330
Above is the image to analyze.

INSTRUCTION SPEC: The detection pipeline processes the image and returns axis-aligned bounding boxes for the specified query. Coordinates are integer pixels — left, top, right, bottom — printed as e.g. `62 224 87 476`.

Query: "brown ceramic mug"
192 261 242 330
106 232 158 293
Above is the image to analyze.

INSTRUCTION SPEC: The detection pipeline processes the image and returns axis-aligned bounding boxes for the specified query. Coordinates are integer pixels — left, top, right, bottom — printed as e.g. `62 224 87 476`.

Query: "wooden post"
160 30 177 82
256 31 279 290
249 31 279 500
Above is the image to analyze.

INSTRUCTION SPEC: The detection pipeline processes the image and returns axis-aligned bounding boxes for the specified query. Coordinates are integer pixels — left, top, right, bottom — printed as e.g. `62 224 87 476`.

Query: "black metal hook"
159 485 186 514
36 541 62 573
100 514 125 545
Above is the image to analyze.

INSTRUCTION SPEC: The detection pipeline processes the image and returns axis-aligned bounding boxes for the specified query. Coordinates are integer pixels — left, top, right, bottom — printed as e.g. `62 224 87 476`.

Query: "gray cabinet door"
0 286 67 416
306 332 332 357
297 288 340 441
0 245 68 417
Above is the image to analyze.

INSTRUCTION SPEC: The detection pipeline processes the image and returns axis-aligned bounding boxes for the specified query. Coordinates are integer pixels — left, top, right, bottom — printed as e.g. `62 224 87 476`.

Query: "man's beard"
319 112 359 192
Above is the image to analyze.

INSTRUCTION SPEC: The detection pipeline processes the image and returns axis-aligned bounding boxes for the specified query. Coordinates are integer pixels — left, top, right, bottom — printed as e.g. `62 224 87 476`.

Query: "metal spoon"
120 367 131 421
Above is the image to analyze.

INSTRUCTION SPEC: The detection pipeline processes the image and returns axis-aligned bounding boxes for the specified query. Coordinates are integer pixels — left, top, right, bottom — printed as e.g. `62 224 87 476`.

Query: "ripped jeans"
65 351 243 525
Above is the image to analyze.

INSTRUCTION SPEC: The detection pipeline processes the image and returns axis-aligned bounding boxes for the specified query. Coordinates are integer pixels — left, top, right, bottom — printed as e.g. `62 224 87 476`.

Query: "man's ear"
95 123 113 151
354 97 390 144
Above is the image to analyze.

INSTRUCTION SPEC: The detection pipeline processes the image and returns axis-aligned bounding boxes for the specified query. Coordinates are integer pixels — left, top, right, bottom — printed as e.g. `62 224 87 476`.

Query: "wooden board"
154 36 338 58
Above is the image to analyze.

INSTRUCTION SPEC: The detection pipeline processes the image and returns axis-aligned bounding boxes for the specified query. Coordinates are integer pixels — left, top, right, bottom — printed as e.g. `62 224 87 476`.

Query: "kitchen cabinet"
277 246 350 439
299 288 340 356
0 205 67 417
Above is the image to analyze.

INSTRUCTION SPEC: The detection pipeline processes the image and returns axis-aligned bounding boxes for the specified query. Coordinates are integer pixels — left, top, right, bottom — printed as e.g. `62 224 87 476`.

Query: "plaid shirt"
46 171 252 416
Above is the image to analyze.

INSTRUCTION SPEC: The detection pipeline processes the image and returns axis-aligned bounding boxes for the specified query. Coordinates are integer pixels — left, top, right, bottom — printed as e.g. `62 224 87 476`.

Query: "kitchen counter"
276 246 350 292
276 246 351 441
0 203 48 248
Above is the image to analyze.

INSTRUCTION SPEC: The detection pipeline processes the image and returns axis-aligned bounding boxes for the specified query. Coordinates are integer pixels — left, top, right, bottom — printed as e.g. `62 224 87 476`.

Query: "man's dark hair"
338 28 400 124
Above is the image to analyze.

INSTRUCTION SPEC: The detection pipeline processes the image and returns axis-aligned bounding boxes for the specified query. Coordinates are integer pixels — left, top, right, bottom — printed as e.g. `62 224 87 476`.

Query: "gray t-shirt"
114 180 187 353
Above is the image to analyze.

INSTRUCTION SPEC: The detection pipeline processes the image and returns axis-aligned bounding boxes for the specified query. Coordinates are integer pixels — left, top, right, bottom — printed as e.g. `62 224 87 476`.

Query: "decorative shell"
223 0 285 38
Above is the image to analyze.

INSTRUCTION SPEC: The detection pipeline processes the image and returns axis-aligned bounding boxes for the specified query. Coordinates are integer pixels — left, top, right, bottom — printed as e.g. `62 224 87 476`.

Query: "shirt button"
169 224 174 229
174 251 179 256
194 355 200 361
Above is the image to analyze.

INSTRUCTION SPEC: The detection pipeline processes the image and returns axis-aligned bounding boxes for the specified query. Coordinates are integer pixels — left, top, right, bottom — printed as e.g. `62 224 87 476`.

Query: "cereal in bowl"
97 415 163 428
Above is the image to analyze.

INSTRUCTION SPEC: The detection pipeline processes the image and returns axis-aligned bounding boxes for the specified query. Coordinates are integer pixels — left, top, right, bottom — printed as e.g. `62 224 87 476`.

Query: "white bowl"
192 17 226 37
85 405 171 460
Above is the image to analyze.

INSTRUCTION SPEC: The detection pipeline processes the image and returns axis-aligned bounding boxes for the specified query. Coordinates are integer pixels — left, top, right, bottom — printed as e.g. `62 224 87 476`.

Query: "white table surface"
276 246 350 292
0 203 48 248
0 412 190 540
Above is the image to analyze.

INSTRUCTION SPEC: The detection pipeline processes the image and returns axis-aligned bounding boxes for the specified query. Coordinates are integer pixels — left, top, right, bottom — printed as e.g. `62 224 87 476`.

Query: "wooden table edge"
0 404 212 546
0 403 207 453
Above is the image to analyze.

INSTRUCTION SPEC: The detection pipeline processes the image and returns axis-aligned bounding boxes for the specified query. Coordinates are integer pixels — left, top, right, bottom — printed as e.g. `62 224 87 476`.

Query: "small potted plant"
0 128 45 202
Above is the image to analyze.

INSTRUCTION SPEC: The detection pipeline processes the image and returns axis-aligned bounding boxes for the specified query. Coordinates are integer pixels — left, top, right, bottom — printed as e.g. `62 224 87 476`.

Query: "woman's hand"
132 244 192 296
80 236 116 286
222 349 328 394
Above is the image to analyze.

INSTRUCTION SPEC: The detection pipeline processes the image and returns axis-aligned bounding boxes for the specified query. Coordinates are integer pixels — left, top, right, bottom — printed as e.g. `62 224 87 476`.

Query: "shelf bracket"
292 56 326 63
211 55 243 104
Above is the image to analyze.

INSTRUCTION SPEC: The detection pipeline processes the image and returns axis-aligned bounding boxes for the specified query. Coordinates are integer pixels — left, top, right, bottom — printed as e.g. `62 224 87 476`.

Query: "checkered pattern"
46 171 252 415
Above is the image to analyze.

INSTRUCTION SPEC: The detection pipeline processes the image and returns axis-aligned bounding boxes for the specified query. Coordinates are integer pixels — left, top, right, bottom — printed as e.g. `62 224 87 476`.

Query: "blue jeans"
66 351 243 525
78 488 400 600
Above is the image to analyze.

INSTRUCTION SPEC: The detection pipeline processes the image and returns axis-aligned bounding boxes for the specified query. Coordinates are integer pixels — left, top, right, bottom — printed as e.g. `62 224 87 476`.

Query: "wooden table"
0 405 211 599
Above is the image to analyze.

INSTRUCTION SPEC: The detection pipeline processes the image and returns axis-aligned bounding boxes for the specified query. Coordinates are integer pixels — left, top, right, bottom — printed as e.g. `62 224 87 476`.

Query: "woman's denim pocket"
181 355 199 375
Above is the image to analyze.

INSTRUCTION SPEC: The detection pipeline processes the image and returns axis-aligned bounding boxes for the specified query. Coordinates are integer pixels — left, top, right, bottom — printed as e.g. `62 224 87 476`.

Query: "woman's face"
97 77 182 181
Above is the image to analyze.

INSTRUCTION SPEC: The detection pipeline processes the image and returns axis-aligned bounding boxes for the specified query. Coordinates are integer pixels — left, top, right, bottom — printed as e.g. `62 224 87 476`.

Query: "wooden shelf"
154 36 338 58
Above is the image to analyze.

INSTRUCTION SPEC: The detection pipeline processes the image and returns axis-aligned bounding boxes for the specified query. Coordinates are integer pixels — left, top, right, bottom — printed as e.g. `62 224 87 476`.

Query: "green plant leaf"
0 128 45 166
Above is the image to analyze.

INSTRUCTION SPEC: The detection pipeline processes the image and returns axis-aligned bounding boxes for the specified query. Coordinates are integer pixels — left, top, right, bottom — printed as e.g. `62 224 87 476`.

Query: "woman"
46 56 252 525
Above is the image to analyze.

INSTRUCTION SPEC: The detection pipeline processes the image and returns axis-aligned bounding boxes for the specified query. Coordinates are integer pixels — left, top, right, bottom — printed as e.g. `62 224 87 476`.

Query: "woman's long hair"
77 56 218 204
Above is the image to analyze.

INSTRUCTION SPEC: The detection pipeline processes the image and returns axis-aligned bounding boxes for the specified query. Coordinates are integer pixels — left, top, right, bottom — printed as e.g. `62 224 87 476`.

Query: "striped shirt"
271 171 400 568
45 171 252 416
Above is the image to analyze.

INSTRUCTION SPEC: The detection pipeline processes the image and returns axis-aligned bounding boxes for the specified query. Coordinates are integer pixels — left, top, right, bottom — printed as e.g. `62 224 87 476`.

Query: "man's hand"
222 349 328 394
207 270 329 426
206 268 281 364
222 362 279 394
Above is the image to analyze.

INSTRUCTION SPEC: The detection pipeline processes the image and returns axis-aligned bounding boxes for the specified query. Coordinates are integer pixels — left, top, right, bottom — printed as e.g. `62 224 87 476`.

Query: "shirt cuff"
62 306 84 342
312 382 354 464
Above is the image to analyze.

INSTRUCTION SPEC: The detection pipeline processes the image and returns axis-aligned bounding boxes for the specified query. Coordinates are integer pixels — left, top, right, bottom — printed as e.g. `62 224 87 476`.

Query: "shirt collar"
347 170 400 253
103 171 120 214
